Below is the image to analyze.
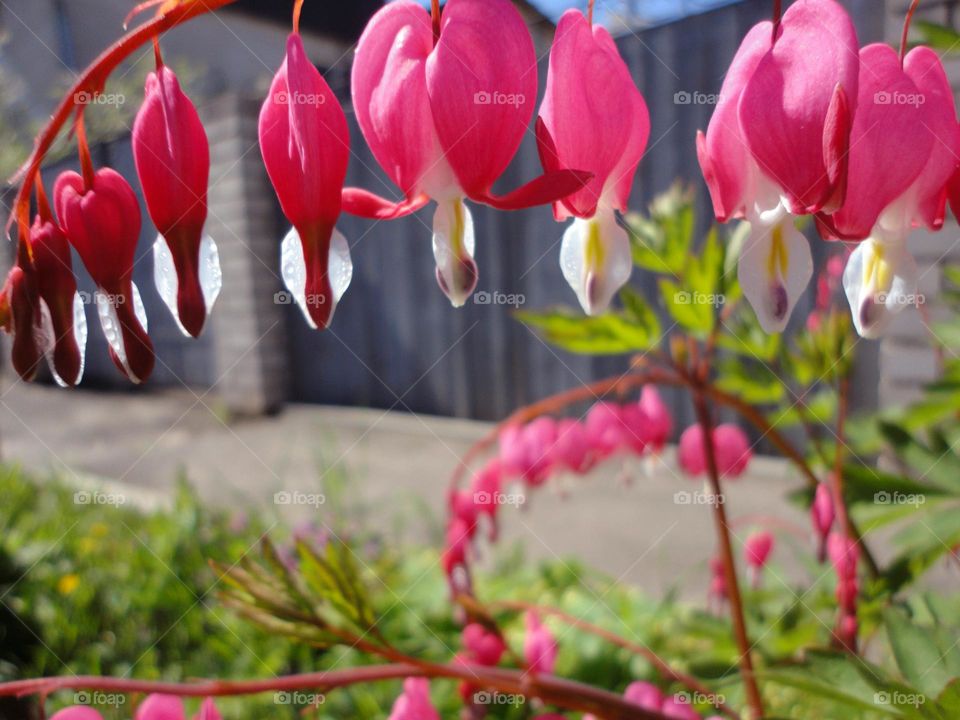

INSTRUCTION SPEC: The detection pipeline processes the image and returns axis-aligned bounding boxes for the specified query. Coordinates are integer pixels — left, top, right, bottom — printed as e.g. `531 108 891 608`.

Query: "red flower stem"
900 0 921 66
0 666 674 720
691 386 764 720
293 0 305 34
35 172 52 224
75 114 96 192
153 35 163 69
6 0 238 242
431 0 441 44
588 0 595 25
490 599 741 720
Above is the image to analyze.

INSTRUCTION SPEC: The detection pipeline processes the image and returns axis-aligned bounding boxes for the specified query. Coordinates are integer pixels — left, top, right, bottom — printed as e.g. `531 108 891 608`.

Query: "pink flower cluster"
584 681 723 720
699 0 960 338
51 695 219 720
443 387 673 584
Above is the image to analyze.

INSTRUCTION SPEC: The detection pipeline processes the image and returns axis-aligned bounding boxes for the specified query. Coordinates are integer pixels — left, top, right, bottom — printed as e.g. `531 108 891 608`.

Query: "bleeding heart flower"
537 9 649 314
698 0 859 333
585 402 629 458
55 167 155 384
678 424 751 479
623 681 664 710
51 695 220 720
469 460 502 539
499 418 558 487
660 697 700 720
462 622 506 666
523 611 558 675
1 265 43 382
348 0 590 306
822 45 959 337
713 424 752 479
133 63 220 338
744 531 774 570
388 678 440 720
30 186 86 387
639 386 672 453
811 482 835 562
260 32 351 329
552 418 595 474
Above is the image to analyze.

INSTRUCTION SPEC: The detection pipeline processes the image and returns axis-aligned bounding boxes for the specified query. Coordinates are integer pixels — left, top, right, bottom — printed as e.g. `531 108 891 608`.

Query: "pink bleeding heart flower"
135 694 184 720
585 402 628 459
348 0 590 306
442 517 472 578
1 264 43 382
388 678 440 720
537 9 649 315
698 0 859 332
499 418 557 487
55 166 155 384
660 697 700 720
552 418 595 474
462 622 506 666
523 611 558 675
678 424 751 479
194 699 221 720
744 530 774 587
50 709 104 720
260 31 351 329
624 681 664 710
811 482 835 562
639 386 672 453
677 424 707 476
449 489 479 538
823 45 958 338
469 459 502 539
744 531 774 570
619 403 651 456
133 62 220 338
30 188 87 387
713 424 752 479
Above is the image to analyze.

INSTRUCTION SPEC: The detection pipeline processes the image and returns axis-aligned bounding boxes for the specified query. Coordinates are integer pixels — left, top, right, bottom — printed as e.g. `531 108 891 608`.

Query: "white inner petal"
843 236 918 339
153 233 222 337
559 207 631 316
97 283 147 383
738 214 811 333
280 226 353 328
431 197 476 307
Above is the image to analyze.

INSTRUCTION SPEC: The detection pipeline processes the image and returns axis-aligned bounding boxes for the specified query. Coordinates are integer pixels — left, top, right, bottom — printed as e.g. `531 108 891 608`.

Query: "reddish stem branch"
0 665 674 720
491 600 740 720
900 0 922 65
692 387 764 719
431 0 441 44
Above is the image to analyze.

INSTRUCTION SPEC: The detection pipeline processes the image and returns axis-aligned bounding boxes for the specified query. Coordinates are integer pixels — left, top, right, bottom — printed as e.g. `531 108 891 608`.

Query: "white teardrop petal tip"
154 234 222 337
560 209 632 316
280 226 353 328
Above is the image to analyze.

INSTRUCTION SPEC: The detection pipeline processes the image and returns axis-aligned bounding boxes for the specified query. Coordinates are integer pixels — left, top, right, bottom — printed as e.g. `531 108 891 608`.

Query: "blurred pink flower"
462 623 506 666
388 678 440 720
639 386 673 452
524 612 558 675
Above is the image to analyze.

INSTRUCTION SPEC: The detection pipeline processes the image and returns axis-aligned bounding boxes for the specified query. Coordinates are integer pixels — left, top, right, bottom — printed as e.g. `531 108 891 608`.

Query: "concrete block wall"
202 94 288 416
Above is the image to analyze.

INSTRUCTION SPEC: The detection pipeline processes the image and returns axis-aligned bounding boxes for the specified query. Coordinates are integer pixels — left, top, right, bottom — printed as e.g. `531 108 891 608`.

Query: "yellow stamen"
767 223 788 280
585 218 605 274
863 242 892 291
